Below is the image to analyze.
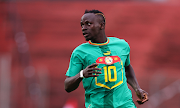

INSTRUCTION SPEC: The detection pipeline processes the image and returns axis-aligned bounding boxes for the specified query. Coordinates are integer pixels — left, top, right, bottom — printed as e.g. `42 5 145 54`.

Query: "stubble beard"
85 38 90 41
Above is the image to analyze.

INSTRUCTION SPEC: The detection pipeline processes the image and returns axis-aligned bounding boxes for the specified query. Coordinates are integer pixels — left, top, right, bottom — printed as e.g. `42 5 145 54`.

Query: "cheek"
91 26 100 33
89 26 96 33
94 28 101 34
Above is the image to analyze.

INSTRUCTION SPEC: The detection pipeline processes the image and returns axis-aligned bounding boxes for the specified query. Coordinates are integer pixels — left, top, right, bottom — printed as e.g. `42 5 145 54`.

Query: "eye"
87 22 91 26
81 24 84 28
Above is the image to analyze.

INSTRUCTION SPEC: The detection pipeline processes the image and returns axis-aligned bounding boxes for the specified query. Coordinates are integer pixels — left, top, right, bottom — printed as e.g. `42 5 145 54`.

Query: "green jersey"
66 37 136 108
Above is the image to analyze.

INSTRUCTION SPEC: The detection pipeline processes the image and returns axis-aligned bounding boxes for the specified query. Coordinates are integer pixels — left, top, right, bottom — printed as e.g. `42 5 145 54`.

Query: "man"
64 9 148 108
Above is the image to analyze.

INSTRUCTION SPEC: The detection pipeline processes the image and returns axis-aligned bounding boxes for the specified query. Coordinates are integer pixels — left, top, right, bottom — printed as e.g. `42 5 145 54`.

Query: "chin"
85 37 90 41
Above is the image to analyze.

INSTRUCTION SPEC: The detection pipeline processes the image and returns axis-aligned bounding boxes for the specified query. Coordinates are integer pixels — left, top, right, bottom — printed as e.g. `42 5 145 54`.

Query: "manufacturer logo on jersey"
103 51 111 56
96 56 120 65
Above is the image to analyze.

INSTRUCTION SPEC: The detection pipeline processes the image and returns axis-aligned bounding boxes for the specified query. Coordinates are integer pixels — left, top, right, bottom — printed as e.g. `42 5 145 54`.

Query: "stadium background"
0 0 180 108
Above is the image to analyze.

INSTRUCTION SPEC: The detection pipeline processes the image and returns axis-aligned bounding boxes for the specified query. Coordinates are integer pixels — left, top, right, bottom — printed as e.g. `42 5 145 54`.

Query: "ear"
100 22 105 30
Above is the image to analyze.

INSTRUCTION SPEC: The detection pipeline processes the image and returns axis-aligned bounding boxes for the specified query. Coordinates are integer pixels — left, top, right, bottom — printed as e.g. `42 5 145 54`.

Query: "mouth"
83 32 89 37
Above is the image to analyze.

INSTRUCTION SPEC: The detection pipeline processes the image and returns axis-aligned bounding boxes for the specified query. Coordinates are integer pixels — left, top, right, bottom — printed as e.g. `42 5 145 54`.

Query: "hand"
83 63 102 78
135 88 148 105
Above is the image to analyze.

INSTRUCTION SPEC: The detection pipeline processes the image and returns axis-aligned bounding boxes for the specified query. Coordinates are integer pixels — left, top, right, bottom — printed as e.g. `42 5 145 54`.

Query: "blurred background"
0 0 180 108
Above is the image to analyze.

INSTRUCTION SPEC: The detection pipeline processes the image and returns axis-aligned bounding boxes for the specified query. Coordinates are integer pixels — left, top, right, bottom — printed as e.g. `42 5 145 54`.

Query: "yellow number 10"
103 66 117 82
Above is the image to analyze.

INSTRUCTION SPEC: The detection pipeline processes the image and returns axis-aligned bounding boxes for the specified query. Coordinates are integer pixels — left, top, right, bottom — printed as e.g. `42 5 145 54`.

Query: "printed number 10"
103 66 117 82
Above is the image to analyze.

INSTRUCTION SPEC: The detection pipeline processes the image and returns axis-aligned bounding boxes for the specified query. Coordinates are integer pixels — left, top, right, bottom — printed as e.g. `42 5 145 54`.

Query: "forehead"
81 13 97 22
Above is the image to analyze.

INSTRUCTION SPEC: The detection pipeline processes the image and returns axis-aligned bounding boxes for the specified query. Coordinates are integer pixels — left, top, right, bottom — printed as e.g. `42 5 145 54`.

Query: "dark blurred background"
0 0 180 108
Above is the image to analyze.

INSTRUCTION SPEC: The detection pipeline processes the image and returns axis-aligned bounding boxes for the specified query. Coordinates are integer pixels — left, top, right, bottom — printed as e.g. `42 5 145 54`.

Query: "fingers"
88 74 100 77
88 67 102 71
141 91 148 100
87 69 102 77
88 71 102 74
83 63 102 78
87 63 102 74
140 91 145 99
136 89 147 100
136 93 149 105
141 93 148 103
136 100 142 104
135 89 148 105
88 63 99 68
84 71 101 78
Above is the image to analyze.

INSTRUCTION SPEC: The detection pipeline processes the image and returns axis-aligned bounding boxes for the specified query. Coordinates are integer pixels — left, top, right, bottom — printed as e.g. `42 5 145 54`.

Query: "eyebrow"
81 20 91 23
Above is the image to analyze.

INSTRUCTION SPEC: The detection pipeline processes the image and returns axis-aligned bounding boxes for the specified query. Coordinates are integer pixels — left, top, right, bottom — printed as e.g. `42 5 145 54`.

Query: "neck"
91 33 107 43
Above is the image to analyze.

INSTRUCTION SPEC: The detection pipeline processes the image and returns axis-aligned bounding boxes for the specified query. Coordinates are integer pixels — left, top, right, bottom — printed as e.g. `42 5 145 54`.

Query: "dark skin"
64 13 148 104
81 13 106 43
125 64 148 104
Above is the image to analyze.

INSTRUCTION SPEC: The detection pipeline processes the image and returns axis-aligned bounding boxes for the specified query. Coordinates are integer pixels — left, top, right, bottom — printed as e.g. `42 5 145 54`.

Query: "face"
80 13 102 41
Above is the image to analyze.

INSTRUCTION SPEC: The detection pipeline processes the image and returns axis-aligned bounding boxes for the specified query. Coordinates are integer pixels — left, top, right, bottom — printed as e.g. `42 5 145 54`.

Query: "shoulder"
72 42 90 54
108 36 129 47
108 36 128 43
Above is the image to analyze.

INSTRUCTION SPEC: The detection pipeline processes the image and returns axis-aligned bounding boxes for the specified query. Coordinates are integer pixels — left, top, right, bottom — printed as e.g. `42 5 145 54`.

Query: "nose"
82 25 87 31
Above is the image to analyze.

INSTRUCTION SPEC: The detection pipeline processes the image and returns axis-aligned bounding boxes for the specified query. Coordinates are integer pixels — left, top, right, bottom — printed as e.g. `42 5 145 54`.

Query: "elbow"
66 90 71 93
64 80 73 93
65 89 71 93
64 86 73 93
64 76 80 93
64 83 77 93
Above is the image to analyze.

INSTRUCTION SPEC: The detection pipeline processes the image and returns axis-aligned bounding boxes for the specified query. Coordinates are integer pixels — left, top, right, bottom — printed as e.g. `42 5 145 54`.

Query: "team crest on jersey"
96 56 120 65
105 56 113 65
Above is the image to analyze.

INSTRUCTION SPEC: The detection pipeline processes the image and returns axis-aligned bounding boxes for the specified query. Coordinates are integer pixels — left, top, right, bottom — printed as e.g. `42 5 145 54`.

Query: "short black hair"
84 9 106 24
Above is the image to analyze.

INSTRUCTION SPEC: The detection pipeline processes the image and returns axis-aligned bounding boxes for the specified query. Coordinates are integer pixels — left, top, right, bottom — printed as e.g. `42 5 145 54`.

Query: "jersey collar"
88 38 109 46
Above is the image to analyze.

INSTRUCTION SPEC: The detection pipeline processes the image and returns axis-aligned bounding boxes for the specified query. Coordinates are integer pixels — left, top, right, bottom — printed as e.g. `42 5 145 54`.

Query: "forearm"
125 64 141 91
64 73 82 93
64 63 101 93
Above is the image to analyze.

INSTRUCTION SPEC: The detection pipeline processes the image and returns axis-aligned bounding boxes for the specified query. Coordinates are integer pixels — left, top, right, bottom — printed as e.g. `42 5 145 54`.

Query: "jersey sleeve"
66 50 83 77
124 42 131 67
125 53 130 67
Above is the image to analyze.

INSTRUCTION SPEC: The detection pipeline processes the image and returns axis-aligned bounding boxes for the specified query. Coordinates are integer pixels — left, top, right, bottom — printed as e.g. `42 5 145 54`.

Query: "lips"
83 32 89 37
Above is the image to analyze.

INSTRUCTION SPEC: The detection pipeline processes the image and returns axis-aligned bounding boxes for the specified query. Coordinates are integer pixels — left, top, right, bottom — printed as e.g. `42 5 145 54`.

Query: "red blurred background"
0 0 180 108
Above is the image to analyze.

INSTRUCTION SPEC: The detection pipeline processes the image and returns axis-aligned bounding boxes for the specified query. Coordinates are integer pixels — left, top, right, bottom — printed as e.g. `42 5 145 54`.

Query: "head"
80 9 106 42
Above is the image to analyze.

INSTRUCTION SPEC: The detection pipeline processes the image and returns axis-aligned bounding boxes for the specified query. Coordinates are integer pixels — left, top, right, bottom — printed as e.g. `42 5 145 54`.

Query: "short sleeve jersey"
66 37 136 108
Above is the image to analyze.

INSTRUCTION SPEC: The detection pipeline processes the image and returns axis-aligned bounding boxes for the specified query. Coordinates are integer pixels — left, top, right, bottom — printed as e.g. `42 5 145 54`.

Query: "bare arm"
125 64 140 91
64 73 83 93
64 63 102 93
125 64 148 104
